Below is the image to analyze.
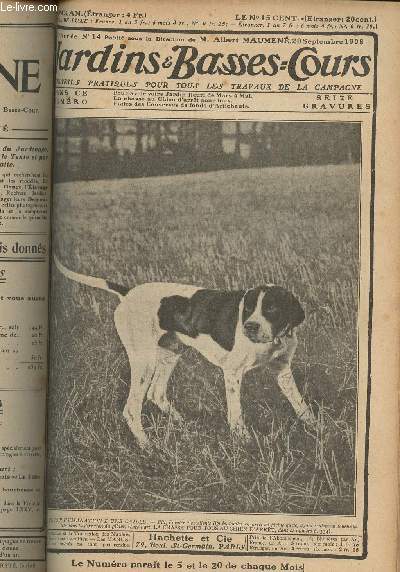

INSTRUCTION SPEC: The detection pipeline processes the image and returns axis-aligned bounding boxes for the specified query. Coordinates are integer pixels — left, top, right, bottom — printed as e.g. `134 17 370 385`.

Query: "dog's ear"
189 289 245 351
263 286 305 333
290 294 305 328
158 295 199 337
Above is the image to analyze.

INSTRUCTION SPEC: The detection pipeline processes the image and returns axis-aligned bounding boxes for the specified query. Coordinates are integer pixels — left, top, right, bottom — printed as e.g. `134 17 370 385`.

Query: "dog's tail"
53 254 129 300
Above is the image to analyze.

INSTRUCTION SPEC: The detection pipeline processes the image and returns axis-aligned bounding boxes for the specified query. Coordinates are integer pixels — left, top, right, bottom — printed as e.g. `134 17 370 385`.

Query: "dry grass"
48 163 359 515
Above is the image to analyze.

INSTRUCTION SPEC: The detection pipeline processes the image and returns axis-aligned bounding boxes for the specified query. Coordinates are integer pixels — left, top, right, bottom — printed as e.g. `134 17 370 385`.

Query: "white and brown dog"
54 255 315 448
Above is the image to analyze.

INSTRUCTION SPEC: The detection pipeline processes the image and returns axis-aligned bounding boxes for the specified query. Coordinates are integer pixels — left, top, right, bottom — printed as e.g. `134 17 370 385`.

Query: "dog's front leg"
277 368 315 426
223 369 250 441
270 332 315 427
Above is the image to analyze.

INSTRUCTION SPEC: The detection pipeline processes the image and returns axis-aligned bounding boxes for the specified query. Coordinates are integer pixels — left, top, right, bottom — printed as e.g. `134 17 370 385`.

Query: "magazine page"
47 0 399 571
0 2 56 570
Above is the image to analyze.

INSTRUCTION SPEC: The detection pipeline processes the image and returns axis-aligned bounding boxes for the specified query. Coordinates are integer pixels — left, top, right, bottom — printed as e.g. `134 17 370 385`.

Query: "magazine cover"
0 1 399 571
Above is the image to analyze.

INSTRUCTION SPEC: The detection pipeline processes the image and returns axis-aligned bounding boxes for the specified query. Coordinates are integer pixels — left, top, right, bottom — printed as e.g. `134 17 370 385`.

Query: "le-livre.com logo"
0 2 57 12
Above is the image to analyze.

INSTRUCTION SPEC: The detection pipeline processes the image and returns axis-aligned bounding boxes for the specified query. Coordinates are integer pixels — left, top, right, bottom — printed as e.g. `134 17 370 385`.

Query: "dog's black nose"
244 321 260 334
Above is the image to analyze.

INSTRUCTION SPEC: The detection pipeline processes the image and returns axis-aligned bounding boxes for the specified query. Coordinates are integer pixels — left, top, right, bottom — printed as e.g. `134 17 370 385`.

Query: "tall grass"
48 164 358 515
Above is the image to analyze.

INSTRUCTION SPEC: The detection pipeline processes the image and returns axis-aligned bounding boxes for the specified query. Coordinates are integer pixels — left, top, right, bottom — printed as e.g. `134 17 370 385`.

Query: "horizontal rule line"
56 116 363 124
0 232 48 236
0 258 46 262
47 528 360 537
45 548 363 560
56 25 377 38
0 23 53 28
0 137 48 141
0 560 45 563
66 107 371 114
12 128 49 132
0 388 44 392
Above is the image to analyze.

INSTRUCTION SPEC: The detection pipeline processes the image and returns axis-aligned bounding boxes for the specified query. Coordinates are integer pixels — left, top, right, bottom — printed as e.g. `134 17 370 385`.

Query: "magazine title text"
56 41 372 81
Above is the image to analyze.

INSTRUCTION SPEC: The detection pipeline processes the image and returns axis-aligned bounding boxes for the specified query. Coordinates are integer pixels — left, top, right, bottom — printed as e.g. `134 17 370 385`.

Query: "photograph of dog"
49 119 360 515
53 257 315 449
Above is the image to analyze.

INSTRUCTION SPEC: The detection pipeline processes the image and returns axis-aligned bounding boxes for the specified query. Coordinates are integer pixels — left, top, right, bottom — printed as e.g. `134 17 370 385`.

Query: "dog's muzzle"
244 321 272 344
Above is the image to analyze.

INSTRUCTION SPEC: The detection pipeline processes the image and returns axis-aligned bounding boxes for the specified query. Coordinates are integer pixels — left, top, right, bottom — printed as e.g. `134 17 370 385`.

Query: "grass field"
48 163 359 515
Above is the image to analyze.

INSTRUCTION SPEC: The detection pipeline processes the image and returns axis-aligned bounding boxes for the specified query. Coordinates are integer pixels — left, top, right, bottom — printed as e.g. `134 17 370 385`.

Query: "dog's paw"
123 408 151 450
232 420 252 443
299 406 317 429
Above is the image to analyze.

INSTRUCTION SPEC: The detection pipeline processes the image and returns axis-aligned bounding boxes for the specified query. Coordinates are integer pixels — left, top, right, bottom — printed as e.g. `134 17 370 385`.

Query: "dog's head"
242 285 304 344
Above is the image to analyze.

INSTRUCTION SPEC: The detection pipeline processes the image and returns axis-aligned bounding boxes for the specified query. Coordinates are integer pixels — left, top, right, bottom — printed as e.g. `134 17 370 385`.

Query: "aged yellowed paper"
0 2 56 571
0 0 395 571
47 1 400 571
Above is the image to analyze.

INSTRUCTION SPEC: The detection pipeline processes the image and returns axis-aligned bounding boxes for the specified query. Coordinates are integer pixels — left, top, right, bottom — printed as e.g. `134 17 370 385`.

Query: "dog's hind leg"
147 348 181 422
124 353 156 448
114 304 157 448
